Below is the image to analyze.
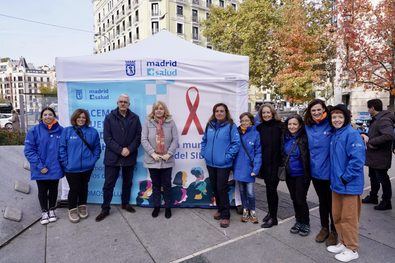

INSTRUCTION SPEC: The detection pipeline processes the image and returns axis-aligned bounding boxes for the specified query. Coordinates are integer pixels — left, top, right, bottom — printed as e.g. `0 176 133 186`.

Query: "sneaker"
95 210 109 222
68 208 80 223
334 248 359 262
250 210 258 224
121 204 136 213
326 231 338 246
152 207 160 218
165 208 172 219
213 211 221 220
48 209 57 223
362 195 378 204
241 209 249 223
315 227 329 243
374 200 392 210
290 222 301 234
220 219 230 228
298 224 310 236
78 205 88 219
40 212 49 225
327 243 346 254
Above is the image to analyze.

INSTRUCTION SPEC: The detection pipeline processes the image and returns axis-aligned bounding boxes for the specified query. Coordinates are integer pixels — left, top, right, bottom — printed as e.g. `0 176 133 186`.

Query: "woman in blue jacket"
233 112 261 224
201 103 240 228
59 109 101 223
305 99 337 246
24 107 63 225
327 104 365 263
282 114 311 236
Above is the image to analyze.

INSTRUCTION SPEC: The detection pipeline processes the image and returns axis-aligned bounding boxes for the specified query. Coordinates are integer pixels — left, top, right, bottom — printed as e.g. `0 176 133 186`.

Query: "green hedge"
0 130 25 145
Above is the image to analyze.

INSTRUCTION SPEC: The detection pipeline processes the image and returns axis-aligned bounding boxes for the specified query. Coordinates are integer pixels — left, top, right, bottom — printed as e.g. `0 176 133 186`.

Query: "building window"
135 10 139 22
128 15 132 27
231 3 236 10
177 5 183 16
152 21 159 34
117 39 120 48
122 20 125 31
112 15 114 24
116 25 120 35
113 43 115 50
18 76 23 81
129 31 132 43
206 0 212 8
122 5 125 15
193 26 199 40
192 0 199 5
123 35 126 46
177 23 183 34
152 3 159 16
192 9 198 22
219 0 224 8
136 27 140 39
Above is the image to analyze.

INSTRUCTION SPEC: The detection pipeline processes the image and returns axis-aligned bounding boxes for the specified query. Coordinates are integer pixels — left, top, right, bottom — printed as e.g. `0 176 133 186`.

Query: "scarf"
240 126 248 134
155 118 166 154
314 111 327 124
46 119 58 130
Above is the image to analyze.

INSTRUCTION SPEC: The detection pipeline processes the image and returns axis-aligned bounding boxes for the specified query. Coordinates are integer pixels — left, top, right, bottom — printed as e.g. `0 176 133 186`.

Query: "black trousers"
148 168 172 208
286 175 311 225
36 180 59 212
368 167 392 201
65 170 93 210
207 166 231 219
102 165 134 212
312 178 335 231
264 175 280 219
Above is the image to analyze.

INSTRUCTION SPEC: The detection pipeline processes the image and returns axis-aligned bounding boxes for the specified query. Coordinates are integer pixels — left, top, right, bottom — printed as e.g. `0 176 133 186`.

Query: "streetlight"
94 33 111 52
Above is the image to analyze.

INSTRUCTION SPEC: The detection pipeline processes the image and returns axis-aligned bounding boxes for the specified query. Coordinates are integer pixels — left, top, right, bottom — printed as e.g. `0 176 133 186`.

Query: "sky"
0 0 93 67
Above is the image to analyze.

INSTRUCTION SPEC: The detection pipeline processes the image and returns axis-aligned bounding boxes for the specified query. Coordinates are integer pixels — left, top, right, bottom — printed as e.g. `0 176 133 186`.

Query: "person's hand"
251 172 256 177
151 153 161 161
121 147 130 157
161 153 171 161
361 134 369 144
40 168 48 174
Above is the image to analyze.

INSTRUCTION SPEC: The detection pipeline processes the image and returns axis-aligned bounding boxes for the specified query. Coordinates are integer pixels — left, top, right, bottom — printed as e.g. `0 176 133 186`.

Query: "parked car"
0 113 12 130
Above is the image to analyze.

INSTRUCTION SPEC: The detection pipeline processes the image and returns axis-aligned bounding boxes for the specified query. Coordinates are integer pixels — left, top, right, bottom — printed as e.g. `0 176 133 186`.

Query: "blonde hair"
258 103 281 122
148 101 171 120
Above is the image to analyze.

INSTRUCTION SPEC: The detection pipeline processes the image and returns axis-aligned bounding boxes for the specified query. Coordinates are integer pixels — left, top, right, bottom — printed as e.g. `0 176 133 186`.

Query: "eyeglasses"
118 101 129 104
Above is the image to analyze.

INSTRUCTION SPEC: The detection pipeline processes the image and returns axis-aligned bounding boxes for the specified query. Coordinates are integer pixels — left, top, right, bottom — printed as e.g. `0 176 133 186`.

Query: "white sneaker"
48 209 57 223
335 248 359 262
327 243 346 254
40 212 49 225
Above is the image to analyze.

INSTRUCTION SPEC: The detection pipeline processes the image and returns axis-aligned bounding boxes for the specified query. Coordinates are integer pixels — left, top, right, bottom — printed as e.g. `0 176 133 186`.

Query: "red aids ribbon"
182 86 204 135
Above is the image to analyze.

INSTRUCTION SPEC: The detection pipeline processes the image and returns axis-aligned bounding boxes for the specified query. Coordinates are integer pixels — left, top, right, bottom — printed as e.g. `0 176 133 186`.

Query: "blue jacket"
330 125 365 195
233 126 262 183
59 126 102 173
284 132 304 177
201 120 240 168
305 118 333 180
24 122 64 180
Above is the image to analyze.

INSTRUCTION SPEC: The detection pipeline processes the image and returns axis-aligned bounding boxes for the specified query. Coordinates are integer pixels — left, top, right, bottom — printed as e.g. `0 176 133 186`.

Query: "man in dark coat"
96 94 142 221
361 99 394 210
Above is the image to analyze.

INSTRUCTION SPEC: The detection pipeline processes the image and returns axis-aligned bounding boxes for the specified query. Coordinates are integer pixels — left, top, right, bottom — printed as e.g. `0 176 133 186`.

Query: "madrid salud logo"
125 60 136 76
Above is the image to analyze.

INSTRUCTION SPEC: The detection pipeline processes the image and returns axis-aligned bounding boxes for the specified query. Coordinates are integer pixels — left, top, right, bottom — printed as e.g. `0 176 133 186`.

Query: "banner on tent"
64 80 240 207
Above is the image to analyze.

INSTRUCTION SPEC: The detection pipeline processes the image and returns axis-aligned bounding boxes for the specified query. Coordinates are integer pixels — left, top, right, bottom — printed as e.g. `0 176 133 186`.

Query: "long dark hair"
207 103 234 124
304 99 328 126
285 114 304 135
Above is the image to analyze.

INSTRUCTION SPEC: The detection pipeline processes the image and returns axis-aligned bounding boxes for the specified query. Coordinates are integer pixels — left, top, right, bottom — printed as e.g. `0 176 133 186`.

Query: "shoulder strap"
238 130 254 164
73 126 94 153
284 137 299 165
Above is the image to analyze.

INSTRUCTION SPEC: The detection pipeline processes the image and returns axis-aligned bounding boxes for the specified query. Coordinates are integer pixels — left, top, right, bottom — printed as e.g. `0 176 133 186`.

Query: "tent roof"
56 30 249 82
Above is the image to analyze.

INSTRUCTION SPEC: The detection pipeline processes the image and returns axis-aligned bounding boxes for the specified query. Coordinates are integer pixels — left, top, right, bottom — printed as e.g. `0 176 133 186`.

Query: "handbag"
278 138 299 181
73 126 94 153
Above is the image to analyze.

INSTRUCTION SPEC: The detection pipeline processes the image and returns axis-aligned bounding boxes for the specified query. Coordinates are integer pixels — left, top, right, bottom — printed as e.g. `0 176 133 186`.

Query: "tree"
336 0 395 109
203 0 282 90
39 84 57 96
274 0 333 102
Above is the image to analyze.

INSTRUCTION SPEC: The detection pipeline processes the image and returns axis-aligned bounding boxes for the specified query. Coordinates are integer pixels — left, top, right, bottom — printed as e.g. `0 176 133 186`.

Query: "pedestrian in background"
361 99 394 210
141 101 179 219
305 99 337 246
59 109 101 223
327 104 365 262
233 112 261 224
24 107 63 225
282 114 311 236
95 94 142 222
256 104 284 228
201 103 240 228
11 109 20 133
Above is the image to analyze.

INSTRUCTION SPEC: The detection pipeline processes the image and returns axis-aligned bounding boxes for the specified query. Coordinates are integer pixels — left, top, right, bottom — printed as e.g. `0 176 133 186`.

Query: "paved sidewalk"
1 146 394 263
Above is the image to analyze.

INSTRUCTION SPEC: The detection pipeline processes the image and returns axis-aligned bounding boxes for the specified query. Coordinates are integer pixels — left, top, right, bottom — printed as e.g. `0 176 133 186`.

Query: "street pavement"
0 146 394 263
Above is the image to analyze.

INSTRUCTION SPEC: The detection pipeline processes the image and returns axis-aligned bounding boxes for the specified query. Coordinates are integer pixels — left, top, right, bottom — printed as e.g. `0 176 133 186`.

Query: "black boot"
262 213 271 223
261 217 278 228
374 200 392 210
152 207 160 217
165 208 172 219
362 195 378 204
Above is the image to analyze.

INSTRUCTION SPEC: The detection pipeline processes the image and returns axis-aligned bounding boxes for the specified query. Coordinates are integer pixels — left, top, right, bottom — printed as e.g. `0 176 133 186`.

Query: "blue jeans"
237 181 255 210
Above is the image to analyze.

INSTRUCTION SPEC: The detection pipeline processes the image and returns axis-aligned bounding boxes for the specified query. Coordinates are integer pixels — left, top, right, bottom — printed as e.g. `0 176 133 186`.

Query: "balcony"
192 0 200 6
